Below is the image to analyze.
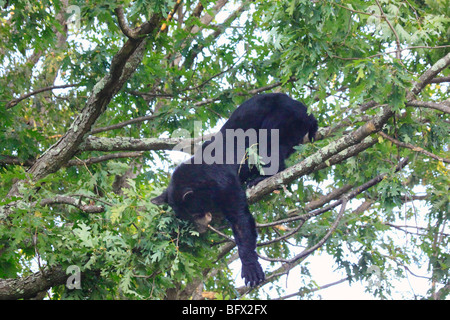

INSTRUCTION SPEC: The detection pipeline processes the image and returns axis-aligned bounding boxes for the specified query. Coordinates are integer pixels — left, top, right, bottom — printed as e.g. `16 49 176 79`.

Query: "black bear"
151 93 318 287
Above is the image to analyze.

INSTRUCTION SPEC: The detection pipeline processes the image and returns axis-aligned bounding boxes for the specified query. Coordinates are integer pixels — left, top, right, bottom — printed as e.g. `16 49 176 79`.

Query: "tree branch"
256 157 409 229
375 0 401 60
1 152 144 168
332 45 450 61
285 184 354 219
158 0 183 34
408 52 450 98
91 114 158 135
240 156 408 294
5 84 81 110
274 277 349 300
40 195 105 213
239 198 349 294
114 5 138 39
333 2 382 18
80 136 186 152
173 0 245 69
0 155 35 167
0 266 67 300
289 196 347 262
406 100 450 114
430 76 450 84
379 131 450 163
67 152 144 166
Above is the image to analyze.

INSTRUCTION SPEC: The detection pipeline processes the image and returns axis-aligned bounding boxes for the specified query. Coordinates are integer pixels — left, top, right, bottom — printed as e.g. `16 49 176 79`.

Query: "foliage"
0 0 449 300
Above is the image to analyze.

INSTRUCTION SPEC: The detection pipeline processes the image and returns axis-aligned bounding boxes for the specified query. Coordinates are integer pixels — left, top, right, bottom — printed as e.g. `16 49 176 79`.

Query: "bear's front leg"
229 209 265 287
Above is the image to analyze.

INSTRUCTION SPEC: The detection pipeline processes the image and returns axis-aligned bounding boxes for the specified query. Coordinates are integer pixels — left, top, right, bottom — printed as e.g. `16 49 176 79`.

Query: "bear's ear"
182 189 194 202
151 189 168 205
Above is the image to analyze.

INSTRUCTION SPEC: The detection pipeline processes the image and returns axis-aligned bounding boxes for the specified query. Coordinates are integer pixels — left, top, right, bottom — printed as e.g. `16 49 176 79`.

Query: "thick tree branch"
0 266 67 300
408 52 450 98
406 100 450 114
310 135 379 171
430 76 450 84
0 155 35 167
114 6 138 39
40 195 105 213
81 136 186 152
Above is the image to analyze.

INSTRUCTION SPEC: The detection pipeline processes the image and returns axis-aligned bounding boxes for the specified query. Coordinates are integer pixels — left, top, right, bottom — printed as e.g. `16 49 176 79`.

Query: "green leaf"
109 204 127 224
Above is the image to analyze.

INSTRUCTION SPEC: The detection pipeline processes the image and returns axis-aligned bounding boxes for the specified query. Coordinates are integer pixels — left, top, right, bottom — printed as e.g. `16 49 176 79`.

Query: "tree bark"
0 266 67 300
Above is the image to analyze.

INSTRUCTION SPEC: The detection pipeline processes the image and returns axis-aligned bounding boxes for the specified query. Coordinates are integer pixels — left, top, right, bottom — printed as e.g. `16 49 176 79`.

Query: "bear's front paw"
241 262 265 287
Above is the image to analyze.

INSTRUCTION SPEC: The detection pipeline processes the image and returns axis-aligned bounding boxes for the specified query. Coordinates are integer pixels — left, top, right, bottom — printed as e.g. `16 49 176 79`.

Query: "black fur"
152 93 318 287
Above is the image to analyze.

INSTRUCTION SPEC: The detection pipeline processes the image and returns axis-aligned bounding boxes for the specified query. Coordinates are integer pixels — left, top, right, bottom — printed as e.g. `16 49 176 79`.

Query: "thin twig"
207 224 235 243
66 151 145 166
379 131 450 163
334 2 382 18
256 157 409 229
332 45 450 61
274 277 349 300
288 197 348 264
375 0 402 60
5 83 81 109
